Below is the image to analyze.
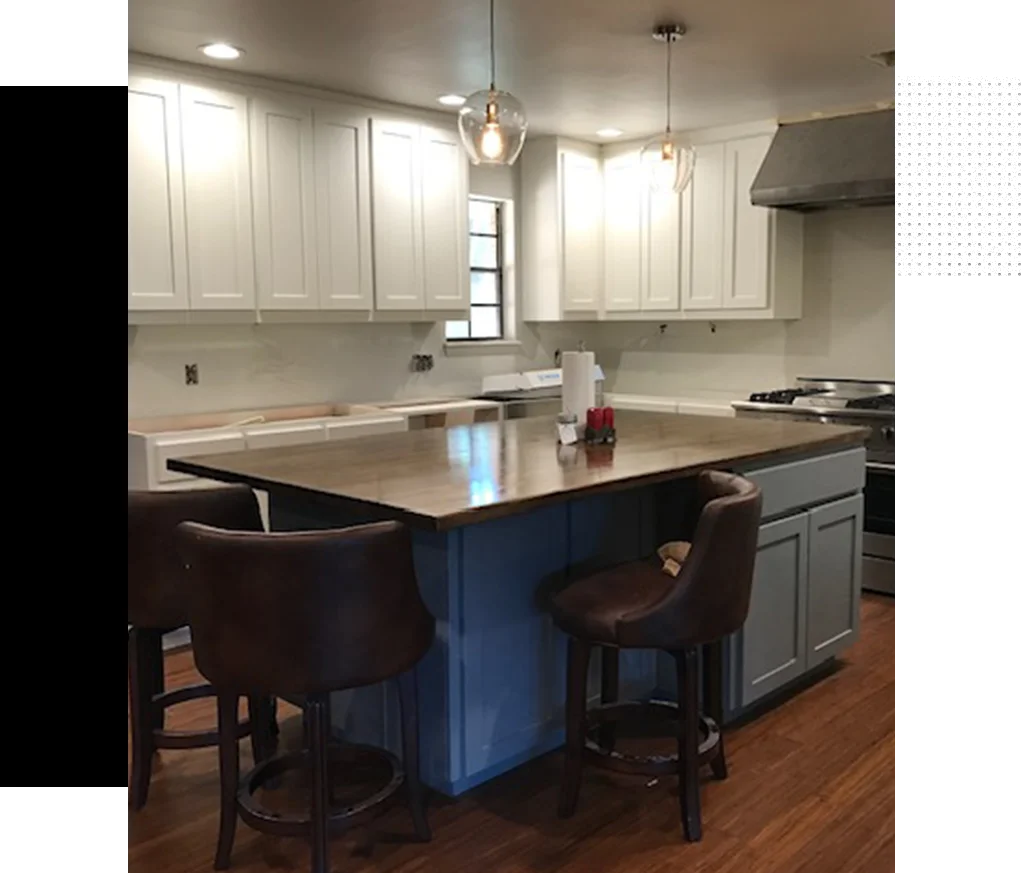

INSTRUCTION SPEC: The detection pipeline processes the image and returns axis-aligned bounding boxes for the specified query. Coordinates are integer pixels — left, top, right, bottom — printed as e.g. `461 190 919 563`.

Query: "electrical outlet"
185 363 199 385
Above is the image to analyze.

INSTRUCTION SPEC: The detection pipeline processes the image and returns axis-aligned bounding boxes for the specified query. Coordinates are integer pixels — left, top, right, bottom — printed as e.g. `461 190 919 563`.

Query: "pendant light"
457 0 528 166
640 24 695 194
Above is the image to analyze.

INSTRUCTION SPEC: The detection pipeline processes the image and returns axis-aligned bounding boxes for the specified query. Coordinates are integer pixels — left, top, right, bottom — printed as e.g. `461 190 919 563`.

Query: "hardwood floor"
129 595 894 873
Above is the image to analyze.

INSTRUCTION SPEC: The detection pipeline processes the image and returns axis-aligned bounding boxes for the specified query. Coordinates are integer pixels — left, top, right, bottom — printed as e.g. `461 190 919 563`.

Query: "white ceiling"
128 0 894 140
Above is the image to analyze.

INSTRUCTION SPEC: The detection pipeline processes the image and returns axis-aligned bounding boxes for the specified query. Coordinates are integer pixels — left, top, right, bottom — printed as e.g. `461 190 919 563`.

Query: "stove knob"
881 426 894 441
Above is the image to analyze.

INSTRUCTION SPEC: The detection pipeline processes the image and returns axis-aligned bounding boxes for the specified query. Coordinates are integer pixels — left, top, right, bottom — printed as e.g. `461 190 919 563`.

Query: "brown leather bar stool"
550 470 762 841
177 519 436 873
127 486 276 811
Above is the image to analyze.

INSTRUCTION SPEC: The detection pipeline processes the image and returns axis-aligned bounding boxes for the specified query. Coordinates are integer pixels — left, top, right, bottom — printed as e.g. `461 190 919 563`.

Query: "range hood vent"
750 109 894 211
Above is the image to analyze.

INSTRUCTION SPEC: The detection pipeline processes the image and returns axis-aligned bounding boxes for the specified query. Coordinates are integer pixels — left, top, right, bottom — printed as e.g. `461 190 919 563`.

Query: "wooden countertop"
169 411 868 531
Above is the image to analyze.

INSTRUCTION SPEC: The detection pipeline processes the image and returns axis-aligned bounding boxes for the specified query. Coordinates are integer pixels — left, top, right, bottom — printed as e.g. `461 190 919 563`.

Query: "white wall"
596 206 894 400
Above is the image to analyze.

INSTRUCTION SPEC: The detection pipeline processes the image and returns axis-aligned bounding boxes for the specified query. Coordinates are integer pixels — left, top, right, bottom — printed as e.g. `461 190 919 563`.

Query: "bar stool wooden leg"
675 647 703 842
128 627 158 811
153 634 166 731
598 646 620 752
558 637 591 819
214 694 240 871
398 669 431 841
704 640 728 780
307 695 331 873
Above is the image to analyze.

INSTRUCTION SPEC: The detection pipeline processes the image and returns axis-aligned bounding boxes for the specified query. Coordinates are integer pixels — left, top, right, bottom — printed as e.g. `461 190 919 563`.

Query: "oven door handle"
866 461 896 473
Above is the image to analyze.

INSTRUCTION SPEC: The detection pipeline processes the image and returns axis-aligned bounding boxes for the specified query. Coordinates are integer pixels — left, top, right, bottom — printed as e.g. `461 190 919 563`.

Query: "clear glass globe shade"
639 134 696 194
457 88 528 166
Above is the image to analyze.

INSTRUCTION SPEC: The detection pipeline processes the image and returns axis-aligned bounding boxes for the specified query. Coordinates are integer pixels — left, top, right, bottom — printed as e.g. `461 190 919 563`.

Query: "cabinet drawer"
743 447 865 520
153 431 246 484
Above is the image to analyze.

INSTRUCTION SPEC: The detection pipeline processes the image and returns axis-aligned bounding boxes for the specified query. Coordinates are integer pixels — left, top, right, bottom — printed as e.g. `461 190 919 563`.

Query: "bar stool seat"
551 471 762 843
550 560 677 644
178 518 436 873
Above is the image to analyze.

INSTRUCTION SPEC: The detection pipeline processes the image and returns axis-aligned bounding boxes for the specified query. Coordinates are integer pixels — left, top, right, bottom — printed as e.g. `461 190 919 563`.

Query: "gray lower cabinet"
731 492 864 711
736 513 809 707
806 493 864 668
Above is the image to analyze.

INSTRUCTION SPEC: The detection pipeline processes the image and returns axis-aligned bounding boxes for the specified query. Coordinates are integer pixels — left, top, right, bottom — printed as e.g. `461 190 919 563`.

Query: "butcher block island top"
169 411 868 531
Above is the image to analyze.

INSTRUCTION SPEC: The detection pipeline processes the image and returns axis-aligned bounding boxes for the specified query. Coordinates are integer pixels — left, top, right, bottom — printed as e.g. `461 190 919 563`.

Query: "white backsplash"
127 321 592 418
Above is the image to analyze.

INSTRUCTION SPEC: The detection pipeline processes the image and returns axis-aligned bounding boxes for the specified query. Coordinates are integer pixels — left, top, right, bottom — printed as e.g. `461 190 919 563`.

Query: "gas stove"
733 378 894 465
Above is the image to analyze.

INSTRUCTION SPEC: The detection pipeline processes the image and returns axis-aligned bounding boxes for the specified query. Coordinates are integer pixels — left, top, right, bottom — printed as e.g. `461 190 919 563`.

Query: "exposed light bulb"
480 123 505 160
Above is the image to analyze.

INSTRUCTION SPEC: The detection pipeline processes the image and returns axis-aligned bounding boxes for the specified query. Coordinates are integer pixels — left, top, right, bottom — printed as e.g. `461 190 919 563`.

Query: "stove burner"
747 388 828 404
846 394 895 410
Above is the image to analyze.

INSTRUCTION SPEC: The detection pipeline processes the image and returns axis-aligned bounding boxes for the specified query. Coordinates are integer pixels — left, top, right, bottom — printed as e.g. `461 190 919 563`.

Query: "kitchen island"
171 411 868 796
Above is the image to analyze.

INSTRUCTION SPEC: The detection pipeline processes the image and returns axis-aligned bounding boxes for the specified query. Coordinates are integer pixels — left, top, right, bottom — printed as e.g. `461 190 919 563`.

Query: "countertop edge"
169 429 867 532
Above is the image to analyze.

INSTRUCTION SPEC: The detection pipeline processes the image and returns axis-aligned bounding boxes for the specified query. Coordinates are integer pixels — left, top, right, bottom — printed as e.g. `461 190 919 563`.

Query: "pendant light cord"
665 34 672 133
489 0 496 91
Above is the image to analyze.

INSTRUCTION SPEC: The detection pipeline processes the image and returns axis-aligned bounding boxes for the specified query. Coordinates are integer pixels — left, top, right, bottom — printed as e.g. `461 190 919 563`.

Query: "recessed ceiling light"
200 43 244 61
596 128 624 138
437 94 467 107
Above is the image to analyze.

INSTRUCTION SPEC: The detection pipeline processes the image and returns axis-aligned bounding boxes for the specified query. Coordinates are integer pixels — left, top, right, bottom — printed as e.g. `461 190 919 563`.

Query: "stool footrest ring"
152 683 252 749
237 743 404 839
582 699 721 777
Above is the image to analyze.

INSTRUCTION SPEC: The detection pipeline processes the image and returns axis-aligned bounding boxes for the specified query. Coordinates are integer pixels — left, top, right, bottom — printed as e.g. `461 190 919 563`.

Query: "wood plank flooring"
128 595 894 873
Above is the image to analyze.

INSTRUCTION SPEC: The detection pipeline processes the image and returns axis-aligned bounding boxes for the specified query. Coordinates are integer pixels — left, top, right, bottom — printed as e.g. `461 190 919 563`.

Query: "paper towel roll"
561 351 596 431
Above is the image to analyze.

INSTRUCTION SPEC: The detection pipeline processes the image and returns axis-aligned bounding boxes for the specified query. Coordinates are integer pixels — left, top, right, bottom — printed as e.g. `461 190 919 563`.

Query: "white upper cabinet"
602 144 681 313
520 137 603 320
602 150 642 311
250 99 317 310
420 125 469 310
370 119 423 310
680 141 726 311
371 118 468 312
722 135 772 309
313 105 373 310
179 85 256 310
560 149 603 311
128 76 188 311
681 127 803 320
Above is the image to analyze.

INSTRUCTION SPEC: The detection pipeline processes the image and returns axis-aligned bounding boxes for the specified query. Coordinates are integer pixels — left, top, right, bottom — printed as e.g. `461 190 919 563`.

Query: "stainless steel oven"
863 461 895 595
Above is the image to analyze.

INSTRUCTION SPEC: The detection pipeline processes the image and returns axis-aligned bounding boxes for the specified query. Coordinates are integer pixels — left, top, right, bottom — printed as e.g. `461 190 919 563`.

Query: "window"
446 198 504 341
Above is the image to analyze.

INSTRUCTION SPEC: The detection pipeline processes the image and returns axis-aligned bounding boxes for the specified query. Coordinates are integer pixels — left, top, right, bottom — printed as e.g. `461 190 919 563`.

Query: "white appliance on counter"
479 365 605 419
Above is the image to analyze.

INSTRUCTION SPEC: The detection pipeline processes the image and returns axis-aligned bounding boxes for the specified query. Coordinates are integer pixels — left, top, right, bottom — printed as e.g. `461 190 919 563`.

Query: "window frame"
447 198 506 342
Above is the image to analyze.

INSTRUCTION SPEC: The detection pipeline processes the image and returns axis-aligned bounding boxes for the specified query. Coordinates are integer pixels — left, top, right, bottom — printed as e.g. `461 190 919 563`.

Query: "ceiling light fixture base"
652 24 686 44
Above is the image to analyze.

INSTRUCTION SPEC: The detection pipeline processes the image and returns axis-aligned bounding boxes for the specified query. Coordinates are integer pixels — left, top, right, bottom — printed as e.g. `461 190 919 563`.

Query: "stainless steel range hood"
750 109 894 211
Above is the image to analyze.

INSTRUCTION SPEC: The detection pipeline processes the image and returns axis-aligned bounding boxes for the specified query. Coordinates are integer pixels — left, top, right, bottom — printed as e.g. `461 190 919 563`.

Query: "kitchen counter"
170 411 865 531
170 412 867 798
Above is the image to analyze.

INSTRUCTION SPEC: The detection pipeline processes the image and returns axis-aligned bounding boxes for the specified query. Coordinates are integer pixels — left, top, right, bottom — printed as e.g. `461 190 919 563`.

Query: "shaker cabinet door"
722 134 771 310
681 141 726 310
251 99 318 310
602 151 642 312
128 76 188 311
420 125 469 310
643 186 681 311
314 106 373 310
179 85 256 311
806 493 864 668
370 118 424 310
560 150 602 311
738 512 809 707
